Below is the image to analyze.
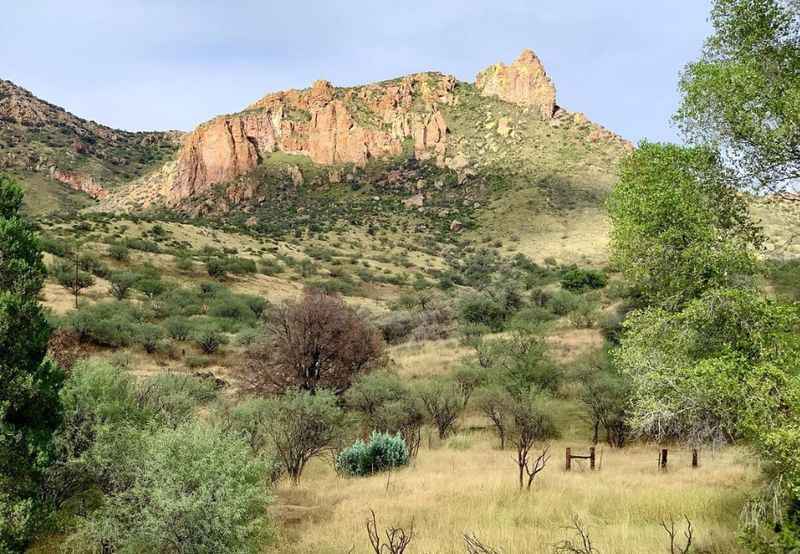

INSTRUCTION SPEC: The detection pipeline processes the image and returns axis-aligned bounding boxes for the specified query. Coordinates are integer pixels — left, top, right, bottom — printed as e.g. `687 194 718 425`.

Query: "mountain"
0 79 180 213
3 50 634 262
71 50 629 265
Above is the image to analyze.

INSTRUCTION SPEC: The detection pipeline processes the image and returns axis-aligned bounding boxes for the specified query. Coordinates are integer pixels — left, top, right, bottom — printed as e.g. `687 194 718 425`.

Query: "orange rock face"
169 74 454 205
476 49 557 119
49 168 109 199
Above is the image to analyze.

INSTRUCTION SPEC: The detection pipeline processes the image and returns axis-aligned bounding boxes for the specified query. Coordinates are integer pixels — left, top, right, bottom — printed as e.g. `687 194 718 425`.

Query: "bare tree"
242 289 384 394
553 514 598 554
661 514 693 554
509 394 557 490
366 510 414 554
416 379 465 440
474 385 513 449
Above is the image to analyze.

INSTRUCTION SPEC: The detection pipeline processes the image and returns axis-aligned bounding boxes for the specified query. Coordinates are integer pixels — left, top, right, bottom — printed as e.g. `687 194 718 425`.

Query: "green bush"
559 268 608 292
79 253 110 278
108 243 129 262
135 278 165 299
567 300 599 329
225 256 258 275
208 297 254 322
336 432 409 476
66 303 141 348
124 237 160 253
138 373 217 428
62 422 271 553
165 316 193 341
40 236 70 257
306 277 355 295
174 255 193 271
196 330 224 354
51 260 95 293
162 288 204 316
457 292 507 331
138 323 164 354
206 258 227 280
546 289 581 316
108 271 138 300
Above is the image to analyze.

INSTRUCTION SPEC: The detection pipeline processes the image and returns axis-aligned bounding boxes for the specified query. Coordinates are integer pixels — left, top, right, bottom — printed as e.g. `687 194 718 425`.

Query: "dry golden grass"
273 432 759 554
389 338 473 379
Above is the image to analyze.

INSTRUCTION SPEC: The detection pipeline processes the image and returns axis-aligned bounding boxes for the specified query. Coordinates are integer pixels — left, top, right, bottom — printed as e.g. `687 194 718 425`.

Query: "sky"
1 1 713 143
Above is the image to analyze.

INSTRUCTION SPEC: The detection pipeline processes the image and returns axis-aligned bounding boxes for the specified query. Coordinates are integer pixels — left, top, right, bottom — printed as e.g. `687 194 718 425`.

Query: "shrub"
174 255 193 271
196 330 224 354
135 278 164 299
377 311 417 344
165 316 193 341
567 300 599 329
457 292 507 331
138 323 164 354
108 271 138 300
208 297 254 322
138 373 217 428
79 253 110 278
66 303 141 348
261 389 349 483
546 289 581 316
108 243 130 262
559 268 608 292
225 256 258 275
62 422 271 553
416 379 465 440
40 236 70 257
206 258 227 280
336 432 409 476
51 260 95 296
241 295 268 318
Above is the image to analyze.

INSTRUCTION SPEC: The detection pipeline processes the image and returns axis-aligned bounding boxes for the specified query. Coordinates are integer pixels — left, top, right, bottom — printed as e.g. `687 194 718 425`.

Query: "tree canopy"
677 0 800 190
608 142 763 310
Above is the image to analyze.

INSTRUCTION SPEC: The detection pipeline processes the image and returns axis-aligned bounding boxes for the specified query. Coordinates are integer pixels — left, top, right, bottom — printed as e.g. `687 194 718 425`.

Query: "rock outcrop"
476 49 557 119
49 168 109 199
168 74 454 205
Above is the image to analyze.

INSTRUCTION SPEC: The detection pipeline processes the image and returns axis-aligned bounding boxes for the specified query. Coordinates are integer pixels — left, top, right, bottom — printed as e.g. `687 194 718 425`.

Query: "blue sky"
1 1 712 143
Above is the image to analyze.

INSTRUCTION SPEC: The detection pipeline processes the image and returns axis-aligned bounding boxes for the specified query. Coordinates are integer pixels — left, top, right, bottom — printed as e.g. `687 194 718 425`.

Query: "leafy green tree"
608 143 763 310
51 259 95 308
108 271 138 300
0 175 64 551
677 0 800 190
62 422 271 554
262 389 350 484
614 288 800 444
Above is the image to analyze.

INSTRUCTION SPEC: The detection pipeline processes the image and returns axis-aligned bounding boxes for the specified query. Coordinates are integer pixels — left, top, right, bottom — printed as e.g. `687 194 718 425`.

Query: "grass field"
273 432 759 553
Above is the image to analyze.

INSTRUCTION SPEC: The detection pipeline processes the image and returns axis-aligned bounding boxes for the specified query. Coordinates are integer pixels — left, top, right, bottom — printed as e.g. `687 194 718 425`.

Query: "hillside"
85 50 632 264
0 79 180 214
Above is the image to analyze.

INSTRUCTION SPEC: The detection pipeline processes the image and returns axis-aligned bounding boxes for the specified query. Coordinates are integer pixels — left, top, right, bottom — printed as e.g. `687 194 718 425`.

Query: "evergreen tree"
0 174 64 551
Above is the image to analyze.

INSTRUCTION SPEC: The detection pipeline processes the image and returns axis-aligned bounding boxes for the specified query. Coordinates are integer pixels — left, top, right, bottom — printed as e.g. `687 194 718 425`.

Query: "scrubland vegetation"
4 1 800 553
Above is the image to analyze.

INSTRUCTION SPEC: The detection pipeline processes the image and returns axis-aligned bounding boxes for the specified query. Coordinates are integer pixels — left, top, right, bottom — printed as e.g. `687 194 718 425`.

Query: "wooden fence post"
659 448 668 471
565 447 571 471
589 446 596 470
692 449 699 468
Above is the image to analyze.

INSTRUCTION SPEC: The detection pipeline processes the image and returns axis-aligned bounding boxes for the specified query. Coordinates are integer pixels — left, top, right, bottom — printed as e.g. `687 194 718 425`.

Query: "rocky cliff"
476 49 557 119
166 75 452 205
101 48 631 212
